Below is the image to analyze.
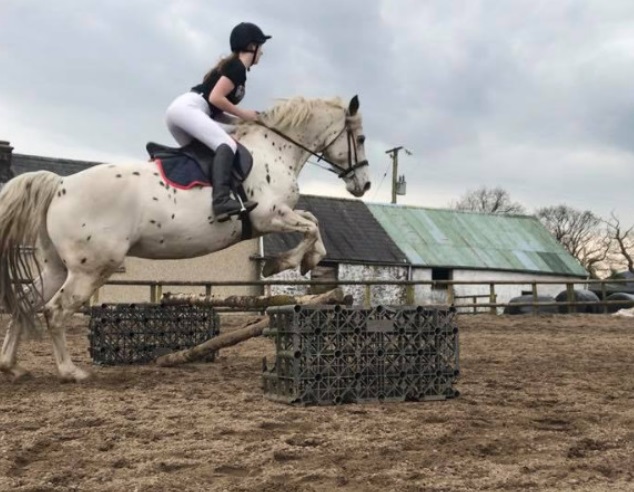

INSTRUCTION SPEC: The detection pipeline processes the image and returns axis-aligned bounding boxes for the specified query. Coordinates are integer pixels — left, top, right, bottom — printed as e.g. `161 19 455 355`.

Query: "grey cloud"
0 0 632 220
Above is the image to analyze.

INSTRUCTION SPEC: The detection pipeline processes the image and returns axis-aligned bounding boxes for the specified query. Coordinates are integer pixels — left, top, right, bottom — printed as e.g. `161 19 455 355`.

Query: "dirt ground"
0 313 633 492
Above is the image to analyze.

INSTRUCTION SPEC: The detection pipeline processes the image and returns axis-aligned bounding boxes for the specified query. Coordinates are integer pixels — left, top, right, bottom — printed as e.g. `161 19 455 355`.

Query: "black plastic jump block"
88 303 220 365
262 305 460 406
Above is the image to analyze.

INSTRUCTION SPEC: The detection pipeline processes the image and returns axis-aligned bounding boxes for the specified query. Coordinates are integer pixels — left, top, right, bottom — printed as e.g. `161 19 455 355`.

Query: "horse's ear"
348 95 360 116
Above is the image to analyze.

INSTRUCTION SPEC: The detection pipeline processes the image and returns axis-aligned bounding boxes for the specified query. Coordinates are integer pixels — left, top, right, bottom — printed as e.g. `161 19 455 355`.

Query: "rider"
165 22 271 222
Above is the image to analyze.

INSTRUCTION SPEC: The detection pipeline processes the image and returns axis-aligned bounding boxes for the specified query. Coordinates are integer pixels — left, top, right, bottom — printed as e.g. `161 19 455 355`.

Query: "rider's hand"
240 109 259 122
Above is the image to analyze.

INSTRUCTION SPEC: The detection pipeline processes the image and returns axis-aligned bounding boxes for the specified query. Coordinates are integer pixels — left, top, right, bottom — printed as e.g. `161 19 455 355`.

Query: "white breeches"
165 92 237 152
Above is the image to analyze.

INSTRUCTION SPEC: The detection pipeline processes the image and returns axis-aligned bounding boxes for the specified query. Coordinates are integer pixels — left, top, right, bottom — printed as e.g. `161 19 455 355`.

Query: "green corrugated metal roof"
366 204 588 277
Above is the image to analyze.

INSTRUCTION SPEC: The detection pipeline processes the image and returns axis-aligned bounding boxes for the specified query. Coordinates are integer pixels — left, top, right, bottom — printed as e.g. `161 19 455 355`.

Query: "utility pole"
385 146 411 204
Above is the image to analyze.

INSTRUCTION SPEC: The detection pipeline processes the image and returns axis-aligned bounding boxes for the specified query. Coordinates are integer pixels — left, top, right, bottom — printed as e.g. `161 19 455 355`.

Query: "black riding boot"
211 144 257 222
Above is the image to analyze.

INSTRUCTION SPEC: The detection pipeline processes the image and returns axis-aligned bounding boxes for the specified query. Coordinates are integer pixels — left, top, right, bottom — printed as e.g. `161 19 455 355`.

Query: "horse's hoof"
59 367 92 383
300 255 320 276
11 367 32 382
262 260 279 278
1 365 32 382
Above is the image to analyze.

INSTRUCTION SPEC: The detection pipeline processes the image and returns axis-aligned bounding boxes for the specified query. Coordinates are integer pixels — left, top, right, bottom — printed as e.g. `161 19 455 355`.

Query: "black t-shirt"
191 57 246 117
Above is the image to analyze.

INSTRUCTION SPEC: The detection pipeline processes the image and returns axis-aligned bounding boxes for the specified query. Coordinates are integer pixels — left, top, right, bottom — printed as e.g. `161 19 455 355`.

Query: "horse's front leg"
258 206 325 277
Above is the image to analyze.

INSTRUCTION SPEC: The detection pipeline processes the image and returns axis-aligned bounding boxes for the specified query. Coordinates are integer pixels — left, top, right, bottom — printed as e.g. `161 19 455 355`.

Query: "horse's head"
253 95 371 197
318 96 371 197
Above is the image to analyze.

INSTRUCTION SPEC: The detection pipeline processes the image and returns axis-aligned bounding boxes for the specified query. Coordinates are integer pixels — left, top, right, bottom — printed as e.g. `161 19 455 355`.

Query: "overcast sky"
1 0 632 221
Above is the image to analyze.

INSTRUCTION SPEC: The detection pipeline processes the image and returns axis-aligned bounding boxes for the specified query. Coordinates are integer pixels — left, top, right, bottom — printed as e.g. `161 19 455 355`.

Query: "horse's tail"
0 171 60 331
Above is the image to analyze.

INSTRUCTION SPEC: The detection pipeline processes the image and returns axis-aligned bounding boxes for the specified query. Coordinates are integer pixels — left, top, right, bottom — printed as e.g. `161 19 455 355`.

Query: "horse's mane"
240 96 347 132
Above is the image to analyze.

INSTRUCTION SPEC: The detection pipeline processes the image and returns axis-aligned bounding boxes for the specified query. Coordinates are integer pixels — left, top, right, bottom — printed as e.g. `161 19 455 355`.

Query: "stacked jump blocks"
88 303 219 365
263 304 459 405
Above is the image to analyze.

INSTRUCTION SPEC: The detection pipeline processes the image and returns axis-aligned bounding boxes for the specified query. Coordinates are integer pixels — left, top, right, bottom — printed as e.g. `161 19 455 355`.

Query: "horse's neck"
250 107 339 178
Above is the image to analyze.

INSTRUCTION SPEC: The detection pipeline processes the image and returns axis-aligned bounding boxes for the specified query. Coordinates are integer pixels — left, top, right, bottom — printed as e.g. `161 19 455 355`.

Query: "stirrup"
238 196 258 213
216 210 241 223
234 196 258 219
214 196 258 223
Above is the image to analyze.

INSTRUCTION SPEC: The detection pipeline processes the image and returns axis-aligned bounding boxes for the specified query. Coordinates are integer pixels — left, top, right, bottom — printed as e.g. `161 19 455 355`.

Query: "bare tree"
605 213 634 274
451 186 526 214
536 205 611 278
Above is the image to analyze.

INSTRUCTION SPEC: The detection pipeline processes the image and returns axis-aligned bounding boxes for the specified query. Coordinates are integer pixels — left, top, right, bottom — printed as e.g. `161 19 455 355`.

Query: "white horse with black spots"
0 95 370 382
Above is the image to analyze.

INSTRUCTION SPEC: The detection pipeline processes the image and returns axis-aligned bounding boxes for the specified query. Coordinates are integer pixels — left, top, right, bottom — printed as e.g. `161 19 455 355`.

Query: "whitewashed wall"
267 263 408 306
265 267 310 297
411 269 444 305
340 264 408 306
412 268 585 312
266 264 583 310
454 270 581 304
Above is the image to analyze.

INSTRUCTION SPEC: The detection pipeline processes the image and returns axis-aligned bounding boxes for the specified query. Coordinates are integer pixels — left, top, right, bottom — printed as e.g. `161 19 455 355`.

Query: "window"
432 268 452 290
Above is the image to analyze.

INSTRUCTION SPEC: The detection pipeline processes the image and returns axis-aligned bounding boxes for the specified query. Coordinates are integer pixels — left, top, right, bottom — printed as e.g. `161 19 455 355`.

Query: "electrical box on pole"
385 146 412 204
396 175 406 196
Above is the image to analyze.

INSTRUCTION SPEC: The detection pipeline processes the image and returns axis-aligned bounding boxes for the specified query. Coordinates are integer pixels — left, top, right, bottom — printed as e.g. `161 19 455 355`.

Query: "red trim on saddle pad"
154 159 211 190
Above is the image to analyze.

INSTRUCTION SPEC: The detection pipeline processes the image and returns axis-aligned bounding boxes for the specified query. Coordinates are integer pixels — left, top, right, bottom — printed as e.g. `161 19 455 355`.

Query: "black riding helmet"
230 22 271 53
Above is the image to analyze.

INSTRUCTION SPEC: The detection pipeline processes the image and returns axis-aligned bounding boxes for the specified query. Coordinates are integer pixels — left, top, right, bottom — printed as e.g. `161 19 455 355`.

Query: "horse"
0 95 370 382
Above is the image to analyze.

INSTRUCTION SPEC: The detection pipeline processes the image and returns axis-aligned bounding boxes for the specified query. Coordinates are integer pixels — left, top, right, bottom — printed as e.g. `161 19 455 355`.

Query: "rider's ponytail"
203 53 238 82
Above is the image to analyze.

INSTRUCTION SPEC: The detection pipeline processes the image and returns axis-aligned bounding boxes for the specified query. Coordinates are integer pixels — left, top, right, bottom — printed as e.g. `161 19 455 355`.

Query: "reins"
254 116 368 179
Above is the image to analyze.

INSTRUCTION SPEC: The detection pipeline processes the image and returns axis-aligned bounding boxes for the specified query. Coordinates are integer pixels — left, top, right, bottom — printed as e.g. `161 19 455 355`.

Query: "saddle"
145 140 254 190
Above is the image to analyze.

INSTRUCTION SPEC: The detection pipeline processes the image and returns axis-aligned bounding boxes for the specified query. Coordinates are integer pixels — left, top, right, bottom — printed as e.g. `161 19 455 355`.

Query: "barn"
366 204 589 308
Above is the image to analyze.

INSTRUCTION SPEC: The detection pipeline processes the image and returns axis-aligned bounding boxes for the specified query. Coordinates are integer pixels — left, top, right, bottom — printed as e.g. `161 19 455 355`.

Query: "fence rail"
84 277 634 315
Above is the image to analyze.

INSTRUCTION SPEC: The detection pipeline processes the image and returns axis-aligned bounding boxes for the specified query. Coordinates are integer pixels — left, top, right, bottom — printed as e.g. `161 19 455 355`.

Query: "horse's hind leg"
0 320 27 380
0 263 67 381
44 269 104 382
295 210 327 275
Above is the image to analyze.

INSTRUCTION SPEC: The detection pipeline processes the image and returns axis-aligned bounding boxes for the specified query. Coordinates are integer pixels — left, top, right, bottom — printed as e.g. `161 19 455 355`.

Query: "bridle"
255 113 369 179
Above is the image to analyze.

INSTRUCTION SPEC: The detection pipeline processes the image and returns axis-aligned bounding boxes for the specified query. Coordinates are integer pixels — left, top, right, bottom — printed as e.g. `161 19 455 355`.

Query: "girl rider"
165 22 271 221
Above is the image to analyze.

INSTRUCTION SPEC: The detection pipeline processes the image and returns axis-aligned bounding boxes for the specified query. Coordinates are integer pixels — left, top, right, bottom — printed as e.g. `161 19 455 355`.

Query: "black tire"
503 295 558 315
554 289 601 314
604 292 634 314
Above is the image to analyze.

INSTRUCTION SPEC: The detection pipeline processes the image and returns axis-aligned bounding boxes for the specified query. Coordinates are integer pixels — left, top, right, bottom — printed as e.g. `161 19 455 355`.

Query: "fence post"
566 283 574 314
447 283 455 306
150 285 157 304
532 282 538 315
364 284 372 308
489 283 497 315
406 284 415 305
205 284 212 297
601 280 607 314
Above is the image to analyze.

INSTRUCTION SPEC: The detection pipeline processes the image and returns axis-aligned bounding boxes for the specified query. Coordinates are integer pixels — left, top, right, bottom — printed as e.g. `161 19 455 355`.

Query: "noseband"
256 114 368 180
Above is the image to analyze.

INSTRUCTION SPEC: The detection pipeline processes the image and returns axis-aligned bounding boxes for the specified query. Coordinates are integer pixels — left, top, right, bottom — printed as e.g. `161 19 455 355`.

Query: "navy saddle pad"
146 140 253 190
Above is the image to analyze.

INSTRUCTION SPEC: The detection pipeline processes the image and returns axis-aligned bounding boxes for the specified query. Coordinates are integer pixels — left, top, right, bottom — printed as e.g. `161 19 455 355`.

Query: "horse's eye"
357 135 366 145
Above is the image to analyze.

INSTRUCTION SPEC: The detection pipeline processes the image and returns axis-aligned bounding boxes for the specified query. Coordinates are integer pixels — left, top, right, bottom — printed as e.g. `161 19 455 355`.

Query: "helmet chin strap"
246 45 259 71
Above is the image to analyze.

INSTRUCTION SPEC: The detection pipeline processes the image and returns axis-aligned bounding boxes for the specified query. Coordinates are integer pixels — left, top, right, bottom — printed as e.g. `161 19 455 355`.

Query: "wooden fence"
88 278 634 315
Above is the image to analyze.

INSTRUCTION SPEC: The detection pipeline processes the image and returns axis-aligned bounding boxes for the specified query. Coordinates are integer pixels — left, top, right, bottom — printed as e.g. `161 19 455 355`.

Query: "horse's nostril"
364 182 371 192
